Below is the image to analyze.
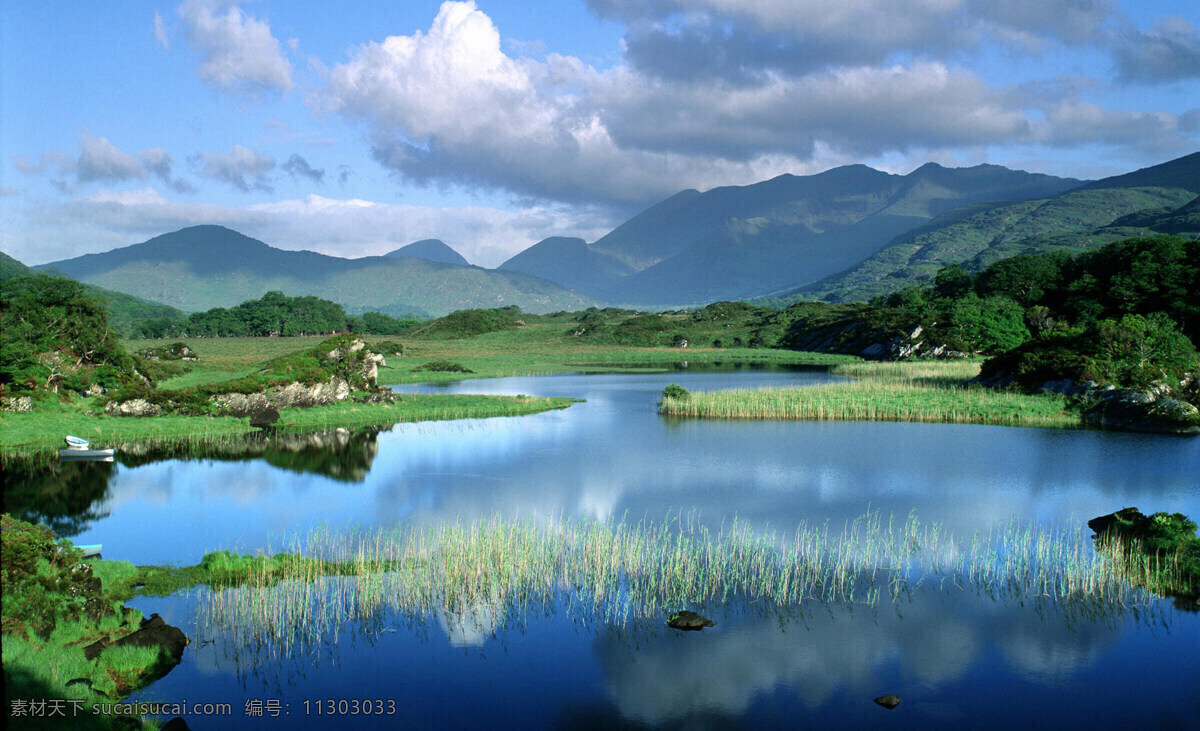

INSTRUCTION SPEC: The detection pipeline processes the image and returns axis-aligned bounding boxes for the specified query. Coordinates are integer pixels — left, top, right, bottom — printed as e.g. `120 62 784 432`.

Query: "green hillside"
1 251 187 337
40 226 596 316
790 187 1198 303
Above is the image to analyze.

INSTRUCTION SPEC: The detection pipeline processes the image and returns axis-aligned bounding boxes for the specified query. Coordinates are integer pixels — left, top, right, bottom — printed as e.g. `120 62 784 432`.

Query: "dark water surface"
9 368 1200 728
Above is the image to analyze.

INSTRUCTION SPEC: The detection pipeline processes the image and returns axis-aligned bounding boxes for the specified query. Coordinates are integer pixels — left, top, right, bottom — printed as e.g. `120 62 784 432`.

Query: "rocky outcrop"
787 321 966 361
1082 383 1200 435
104 398 163 417
1 395 33 412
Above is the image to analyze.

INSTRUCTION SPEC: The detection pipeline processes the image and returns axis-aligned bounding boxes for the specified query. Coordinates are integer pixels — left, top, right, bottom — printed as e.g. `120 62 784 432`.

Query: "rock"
84 613 188 666
666 610 714 631
103 398 162 417
1084 388 1200 435
85 384 105 397
873 695 901 709
859 343 885 359
161 718 192 731
1 395 34 412
249 406 280 428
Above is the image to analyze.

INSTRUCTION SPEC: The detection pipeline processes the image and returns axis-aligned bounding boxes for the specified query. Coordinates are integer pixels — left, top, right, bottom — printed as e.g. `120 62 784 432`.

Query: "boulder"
84 613 188 672
1084 388 1200 435
667 610 715 631
873 695 901 709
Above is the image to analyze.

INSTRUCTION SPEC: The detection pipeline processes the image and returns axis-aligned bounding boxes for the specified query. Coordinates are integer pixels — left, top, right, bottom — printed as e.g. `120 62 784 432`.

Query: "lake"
9 367 1200 728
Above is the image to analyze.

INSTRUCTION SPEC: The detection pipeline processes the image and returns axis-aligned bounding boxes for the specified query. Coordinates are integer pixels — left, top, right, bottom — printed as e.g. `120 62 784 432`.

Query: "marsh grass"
199 512 1181 658
660 360 1078 428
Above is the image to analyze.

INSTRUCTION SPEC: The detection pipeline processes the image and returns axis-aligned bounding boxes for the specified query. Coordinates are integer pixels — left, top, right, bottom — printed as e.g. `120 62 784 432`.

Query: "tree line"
131 291 419 338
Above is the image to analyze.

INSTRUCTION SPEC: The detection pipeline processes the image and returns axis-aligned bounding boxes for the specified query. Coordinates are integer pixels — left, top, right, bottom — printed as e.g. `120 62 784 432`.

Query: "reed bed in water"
201 513 1182 654
660 361 1077 428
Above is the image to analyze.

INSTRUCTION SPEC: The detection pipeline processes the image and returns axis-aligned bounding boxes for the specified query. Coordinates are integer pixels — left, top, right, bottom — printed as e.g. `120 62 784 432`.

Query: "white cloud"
152 10 171 49
178 0 293 96
153 10 170 50
16 131 193 192
191 145 276 192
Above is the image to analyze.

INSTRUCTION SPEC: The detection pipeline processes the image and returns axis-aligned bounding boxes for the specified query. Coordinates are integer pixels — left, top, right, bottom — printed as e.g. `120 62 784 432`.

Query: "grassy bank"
0 393 578 454
660 360 1080 429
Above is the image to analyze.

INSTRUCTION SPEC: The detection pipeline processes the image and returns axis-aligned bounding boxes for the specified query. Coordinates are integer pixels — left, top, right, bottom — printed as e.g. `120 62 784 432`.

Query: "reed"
199 512 1179 657
660 361 1078 428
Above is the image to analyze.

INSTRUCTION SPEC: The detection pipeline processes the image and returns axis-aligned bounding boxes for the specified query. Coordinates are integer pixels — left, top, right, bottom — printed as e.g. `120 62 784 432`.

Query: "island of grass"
658 360 1080 429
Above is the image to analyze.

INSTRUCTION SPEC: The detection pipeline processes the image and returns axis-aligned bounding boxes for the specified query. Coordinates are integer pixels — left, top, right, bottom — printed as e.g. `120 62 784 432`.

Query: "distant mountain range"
38 226 595 317
500 161 1083 306
22 151 1200 316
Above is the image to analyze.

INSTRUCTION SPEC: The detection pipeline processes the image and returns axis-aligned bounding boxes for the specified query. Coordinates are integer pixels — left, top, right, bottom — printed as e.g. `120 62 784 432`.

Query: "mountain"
384 239 470 266
500 162 1082 306
497 237 632 294
786 152 1200 303
2 250 188 335
40 226 596 316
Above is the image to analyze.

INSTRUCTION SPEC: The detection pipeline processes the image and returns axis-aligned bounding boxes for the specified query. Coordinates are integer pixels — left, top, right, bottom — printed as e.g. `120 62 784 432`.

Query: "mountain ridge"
40 226 596 316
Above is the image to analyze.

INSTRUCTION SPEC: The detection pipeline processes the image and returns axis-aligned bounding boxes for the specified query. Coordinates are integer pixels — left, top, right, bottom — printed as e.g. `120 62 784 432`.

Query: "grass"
193 512 1183 658
660 360 1080 428
0 393 578 454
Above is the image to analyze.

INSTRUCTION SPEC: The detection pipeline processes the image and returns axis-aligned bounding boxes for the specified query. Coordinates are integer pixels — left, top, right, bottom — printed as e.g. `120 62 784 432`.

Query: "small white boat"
65 435 90 449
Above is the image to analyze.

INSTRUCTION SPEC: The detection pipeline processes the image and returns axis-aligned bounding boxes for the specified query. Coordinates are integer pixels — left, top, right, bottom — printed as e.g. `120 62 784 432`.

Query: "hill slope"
2 250 187 336
782 152 1200 303
40 226 596 316
384 239 470 266
500 162 1081 306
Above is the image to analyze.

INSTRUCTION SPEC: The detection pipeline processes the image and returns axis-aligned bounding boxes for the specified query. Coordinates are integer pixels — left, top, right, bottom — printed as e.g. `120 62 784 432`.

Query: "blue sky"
2 0 1198 267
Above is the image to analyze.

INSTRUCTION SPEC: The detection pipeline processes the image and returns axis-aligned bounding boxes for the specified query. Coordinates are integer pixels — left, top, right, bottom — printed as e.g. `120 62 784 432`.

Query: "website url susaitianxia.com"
9 699 234 719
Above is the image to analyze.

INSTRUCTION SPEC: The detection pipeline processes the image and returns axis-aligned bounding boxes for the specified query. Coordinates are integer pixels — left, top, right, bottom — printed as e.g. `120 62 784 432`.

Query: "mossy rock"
666 610 714 631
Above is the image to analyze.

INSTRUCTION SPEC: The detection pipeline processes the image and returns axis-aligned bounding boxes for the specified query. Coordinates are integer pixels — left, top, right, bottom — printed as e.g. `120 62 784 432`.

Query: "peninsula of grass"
659 360 1080 429
0 393 578 454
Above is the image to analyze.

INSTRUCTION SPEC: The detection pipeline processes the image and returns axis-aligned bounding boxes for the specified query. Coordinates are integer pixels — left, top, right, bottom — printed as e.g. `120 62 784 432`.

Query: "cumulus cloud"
16 131 193 192
178 0 292 96
282 154 325 184
192 145 276 192
1113 16 1200 84
326 2 1097 209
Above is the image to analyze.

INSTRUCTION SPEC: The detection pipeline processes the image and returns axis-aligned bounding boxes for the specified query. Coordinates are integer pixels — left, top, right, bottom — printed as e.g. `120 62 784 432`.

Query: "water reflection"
0 455 113 537
0 429 384 539
126 585 1198 730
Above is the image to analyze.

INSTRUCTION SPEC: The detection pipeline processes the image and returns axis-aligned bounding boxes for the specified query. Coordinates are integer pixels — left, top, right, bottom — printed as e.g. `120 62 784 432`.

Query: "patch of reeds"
199 512 1181 658
660 361 1078 428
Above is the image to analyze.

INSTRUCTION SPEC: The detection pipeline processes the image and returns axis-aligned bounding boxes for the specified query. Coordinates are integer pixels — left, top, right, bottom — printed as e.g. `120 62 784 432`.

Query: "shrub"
661 383 690 401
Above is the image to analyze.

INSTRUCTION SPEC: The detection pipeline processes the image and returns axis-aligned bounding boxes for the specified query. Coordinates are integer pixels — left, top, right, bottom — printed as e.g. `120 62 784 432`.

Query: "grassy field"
660 360 1080 429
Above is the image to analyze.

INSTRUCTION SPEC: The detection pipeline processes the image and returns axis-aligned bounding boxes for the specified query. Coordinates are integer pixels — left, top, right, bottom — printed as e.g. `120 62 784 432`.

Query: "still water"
10 368 1200 728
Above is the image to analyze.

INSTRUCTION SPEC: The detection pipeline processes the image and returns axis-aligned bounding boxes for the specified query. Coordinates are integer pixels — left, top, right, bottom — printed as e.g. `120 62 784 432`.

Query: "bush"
661 383 690 401
415 359 474 373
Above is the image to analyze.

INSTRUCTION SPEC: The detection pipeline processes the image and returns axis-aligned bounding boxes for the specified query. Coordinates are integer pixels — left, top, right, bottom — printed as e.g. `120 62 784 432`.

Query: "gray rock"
1 396 33 413
104 398 162 417
873 695 901 709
